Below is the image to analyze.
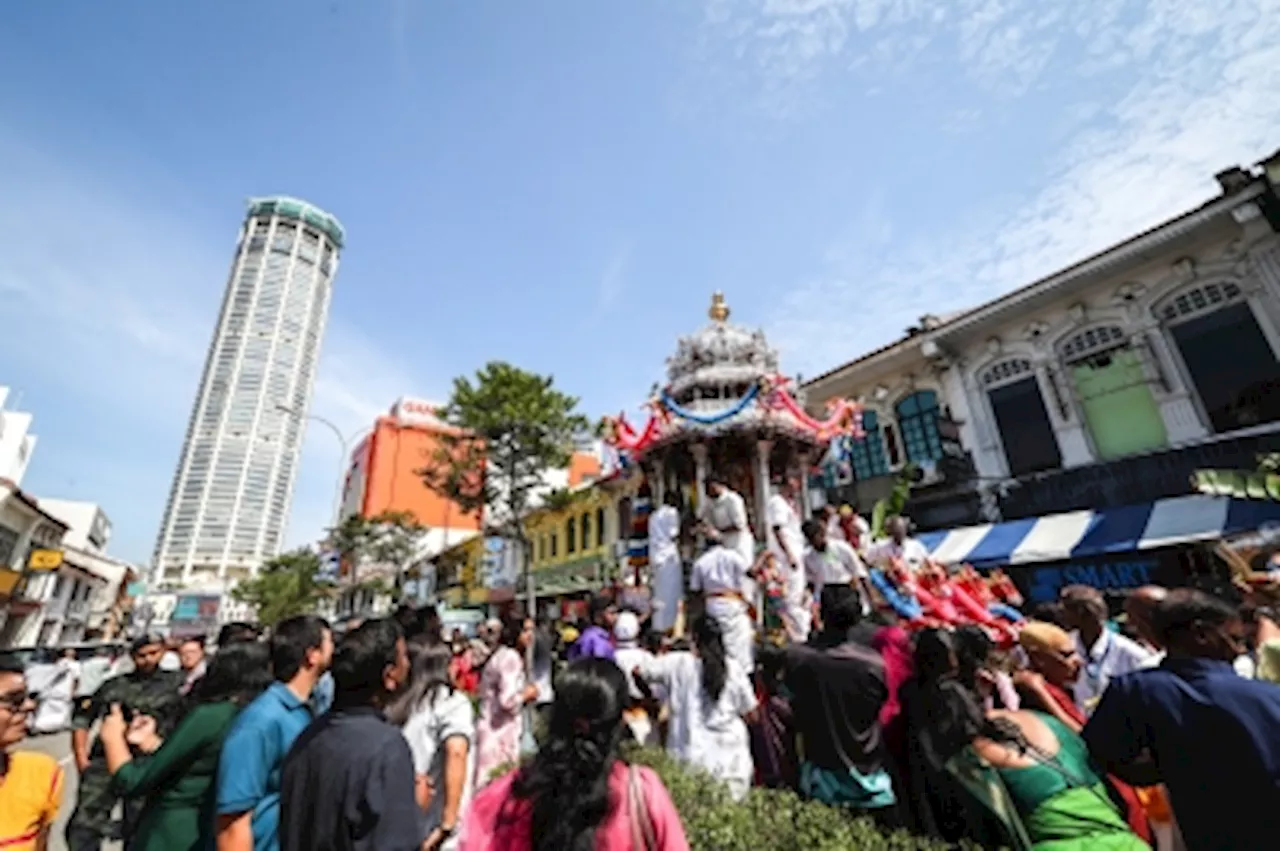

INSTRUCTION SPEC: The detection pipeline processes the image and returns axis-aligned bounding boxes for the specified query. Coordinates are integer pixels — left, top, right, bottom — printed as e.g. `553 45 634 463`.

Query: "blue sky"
2 0 1278 566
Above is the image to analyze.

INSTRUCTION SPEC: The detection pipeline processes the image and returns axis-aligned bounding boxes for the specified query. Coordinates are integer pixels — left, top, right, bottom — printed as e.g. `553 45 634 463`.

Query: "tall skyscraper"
153 197 343 589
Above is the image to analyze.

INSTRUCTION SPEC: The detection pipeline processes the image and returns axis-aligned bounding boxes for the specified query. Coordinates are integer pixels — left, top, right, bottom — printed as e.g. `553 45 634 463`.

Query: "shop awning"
918 495 1280 569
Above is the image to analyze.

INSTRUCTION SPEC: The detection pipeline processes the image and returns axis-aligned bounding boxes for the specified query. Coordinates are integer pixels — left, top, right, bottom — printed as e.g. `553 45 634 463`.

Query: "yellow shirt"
0 751 64 850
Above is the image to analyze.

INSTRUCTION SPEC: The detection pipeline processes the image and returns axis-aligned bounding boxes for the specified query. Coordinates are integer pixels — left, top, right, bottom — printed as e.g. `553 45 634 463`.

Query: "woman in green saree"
906 630 1148 850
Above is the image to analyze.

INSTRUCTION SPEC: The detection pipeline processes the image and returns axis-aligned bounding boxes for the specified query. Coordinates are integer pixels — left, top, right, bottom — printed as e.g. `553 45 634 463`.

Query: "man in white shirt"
767 475 810 644
1061 584 1154 714
865 515 931 574
819 504 846 543
801 519 873 614
701 475 755 564
648 491 683 634
690 535 759 672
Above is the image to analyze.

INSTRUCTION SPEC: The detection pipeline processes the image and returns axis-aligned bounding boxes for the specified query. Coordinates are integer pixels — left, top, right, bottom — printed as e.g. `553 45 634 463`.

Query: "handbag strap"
627 765 658 851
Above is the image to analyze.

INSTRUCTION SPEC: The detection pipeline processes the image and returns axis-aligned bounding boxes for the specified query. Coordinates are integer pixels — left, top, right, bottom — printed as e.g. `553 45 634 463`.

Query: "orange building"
340 397 600 552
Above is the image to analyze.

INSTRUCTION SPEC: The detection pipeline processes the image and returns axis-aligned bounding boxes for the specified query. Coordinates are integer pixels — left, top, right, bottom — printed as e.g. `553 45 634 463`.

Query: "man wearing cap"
66 634 184 850
613 611 660 747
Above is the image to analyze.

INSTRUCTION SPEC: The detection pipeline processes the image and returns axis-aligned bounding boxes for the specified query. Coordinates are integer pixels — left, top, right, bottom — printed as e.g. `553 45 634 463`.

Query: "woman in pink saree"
474 615 538 787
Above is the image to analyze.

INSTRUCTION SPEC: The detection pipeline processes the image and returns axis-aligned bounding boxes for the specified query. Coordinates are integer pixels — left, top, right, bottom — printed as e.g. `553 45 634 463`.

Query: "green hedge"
623 746 971 850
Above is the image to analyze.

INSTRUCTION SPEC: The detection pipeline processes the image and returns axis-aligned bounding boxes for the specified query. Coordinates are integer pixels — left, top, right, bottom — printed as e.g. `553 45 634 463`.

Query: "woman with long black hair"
99 641 272 851
387 639 475 851
902 630 1148 850
636 616 757 801
461 658 687 851
473 614 539 787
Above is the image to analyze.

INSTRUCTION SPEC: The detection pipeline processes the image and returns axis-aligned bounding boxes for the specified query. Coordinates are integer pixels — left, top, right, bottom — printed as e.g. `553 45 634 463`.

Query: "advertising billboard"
170 594 221 638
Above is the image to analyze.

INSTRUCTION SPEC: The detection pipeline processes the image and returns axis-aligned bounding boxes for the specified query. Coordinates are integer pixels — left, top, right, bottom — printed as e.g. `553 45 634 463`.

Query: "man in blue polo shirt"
215 615 333 851
1084 589 1280 851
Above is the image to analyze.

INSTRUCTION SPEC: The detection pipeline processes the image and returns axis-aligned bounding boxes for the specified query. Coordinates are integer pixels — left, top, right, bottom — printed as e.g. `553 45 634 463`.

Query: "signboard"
481 536 518 590
27 549 63 571
171 594 221 638
1022 557 1159 605
392 396 444 428
317 550 341 583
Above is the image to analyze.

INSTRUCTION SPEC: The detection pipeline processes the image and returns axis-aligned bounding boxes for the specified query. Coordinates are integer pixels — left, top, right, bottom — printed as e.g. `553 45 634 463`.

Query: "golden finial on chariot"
708 291 730 322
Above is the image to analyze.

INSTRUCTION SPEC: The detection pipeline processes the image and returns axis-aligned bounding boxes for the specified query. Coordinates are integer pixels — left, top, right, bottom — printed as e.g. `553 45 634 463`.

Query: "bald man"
1124 586 1169 665
1060 584 1154 713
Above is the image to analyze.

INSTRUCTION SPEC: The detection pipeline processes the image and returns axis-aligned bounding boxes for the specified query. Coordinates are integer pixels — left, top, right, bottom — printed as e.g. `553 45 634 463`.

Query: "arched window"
895 391 943 463
1060 326 1127 364
847 410 889 480
1157 281 1244 323
596 507 606 547
1059 324 1166 459
1158 281 1280 433
566 517 577 554
981 359 1061 476
580 512 591 551
980 358 1033 387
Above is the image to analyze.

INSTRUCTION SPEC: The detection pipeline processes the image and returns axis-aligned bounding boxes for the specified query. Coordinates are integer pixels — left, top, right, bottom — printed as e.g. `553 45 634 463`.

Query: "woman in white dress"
636 616 757 801
387 639 476 851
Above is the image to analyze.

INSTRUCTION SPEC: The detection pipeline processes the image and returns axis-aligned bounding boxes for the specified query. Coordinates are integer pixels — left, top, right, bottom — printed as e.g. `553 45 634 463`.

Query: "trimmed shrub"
624 746 970 851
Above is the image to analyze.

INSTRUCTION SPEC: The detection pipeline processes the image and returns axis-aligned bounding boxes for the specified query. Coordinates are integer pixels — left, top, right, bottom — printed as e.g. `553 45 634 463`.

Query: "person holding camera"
99 641 272 851
66 634 185 851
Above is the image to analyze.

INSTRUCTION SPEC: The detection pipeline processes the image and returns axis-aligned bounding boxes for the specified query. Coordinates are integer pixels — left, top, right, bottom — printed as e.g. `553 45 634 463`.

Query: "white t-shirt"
703 490 754 562
648 504 680 562
1072 629 1156 714
690 546 750 597
766 494 804 566
614 645 658 700
637 652 757 800
803 539 866 598
865 537 931 573
402 689 476 848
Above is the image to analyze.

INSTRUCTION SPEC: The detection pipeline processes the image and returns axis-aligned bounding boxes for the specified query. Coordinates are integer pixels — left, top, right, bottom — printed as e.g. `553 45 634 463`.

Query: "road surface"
16 731 122 851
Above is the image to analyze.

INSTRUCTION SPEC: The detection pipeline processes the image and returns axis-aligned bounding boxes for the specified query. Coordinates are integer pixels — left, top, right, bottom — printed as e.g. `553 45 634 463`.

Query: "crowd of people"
2 507 1280 849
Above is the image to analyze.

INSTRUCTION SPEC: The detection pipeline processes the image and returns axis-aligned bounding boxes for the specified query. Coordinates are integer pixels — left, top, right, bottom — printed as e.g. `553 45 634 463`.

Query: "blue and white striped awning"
917 495 1280 570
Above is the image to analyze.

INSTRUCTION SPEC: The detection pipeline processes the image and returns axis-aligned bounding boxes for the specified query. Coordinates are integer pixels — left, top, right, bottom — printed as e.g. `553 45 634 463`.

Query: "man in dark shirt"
1084 589 1280 851
773 585 896 819
280 618 422 851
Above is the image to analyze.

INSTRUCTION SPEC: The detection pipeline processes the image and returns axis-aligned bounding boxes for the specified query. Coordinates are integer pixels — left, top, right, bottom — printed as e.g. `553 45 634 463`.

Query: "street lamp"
275 405 368 531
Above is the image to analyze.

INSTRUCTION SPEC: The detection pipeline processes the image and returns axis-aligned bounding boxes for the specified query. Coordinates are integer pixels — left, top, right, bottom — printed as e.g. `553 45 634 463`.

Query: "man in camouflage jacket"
65 634 185 851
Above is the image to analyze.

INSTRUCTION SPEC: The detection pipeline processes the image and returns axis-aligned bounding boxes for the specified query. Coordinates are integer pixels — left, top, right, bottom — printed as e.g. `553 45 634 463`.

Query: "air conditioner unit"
916 460 944 487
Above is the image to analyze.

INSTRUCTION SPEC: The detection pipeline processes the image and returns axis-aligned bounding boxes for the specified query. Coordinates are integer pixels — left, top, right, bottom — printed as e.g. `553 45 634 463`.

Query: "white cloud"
706 0 1280 374
598 243 633 309
705 0 1279 114
0 131 428 562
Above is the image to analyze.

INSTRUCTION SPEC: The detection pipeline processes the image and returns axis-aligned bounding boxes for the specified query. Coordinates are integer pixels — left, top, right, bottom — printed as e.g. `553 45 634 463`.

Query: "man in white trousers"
648 490 683 634
768 474 810 644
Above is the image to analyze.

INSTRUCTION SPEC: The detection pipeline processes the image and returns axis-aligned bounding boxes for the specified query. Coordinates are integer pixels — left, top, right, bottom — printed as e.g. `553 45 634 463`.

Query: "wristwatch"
438 824 457 839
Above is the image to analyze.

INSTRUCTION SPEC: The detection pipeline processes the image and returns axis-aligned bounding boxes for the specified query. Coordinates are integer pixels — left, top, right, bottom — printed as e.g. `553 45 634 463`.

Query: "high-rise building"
153 197 343 589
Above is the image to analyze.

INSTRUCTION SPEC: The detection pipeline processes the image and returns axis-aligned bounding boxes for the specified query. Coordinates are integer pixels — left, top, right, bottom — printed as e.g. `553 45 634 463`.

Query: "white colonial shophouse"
805 153 1280 531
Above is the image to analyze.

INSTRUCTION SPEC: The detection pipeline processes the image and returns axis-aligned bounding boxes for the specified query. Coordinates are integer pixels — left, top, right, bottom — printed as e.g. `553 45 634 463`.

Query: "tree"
419 361 590 610
230 549 328 627
870 463 917 540
327 510 428 604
